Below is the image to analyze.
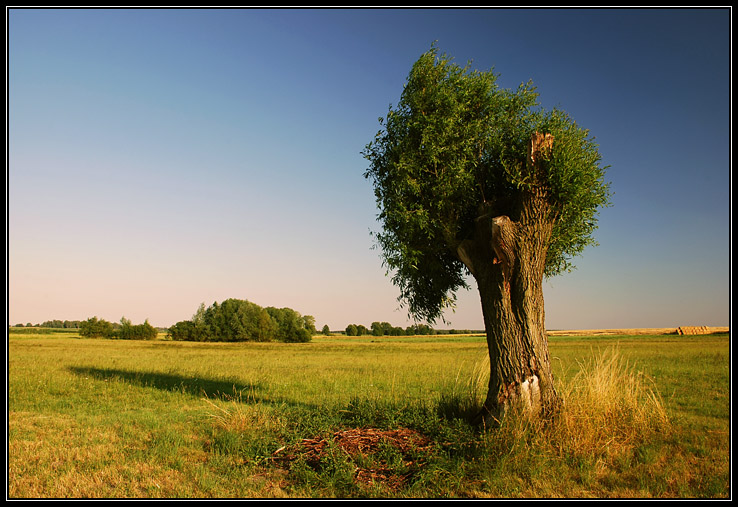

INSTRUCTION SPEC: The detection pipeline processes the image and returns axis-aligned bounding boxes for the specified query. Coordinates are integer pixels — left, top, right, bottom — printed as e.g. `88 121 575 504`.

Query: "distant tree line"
341 322 475 337
168 298 315 343
13 320 82 328
13 312 479 339
78 316 158 340
346 322 436 336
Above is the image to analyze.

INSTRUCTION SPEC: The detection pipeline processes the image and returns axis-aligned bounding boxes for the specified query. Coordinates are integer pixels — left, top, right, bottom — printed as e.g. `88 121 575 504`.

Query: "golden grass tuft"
554 347 671 456
202 388 280 435
465 346 675 497
474 347 672 469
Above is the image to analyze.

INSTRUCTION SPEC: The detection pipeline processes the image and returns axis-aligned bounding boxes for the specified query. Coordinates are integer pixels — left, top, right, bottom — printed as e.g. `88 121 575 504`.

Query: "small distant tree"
364 45 611 424
345 324 358 336
322 324 331 336
302 315 317 335
371 322 383 336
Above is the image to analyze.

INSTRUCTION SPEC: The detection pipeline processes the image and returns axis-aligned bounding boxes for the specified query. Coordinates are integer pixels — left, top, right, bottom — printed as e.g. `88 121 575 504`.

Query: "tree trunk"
456 133 560 426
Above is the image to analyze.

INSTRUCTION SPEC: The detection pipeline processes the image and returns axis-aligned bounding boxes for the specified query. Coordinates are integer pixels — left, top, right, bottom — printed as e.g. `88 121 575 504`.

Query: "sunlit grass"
8 329 729 498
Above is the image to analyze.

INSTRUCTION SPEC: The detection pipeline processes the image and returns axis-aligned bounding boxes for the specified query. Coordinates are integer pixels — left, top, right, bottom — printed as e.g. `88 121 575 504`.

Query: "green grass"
8 328 730 498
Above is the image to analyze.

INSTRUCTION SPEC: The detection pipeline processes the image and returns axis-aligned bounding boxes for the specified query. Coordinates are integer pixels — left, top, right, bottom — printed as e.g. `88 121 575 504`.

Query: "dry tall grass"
551 347 671 457
475 347 672 466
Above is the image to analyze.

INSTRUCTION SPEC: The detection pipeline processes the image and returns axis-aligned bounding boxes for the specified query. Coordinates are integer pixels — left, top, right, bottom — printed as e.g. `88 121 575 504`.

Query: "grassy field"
7 328 730 498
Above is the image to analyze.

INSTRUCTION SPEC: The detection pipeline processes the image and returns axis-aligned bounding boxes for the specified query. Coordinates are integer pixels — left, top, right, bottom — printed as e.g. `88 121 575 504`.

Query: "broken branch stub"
528 132 554 166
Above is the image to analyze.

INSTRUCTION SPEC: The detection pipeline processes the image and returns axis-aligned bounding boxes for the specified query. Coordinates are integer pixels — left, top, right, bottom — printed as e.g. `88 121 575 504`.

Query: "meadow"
7 328 730 498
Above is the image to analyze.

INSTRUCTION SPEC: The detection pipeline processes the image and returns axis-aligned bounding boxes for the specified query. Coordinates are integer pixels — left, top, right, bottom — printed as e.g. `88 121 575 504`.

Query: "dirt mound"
272 427 432 490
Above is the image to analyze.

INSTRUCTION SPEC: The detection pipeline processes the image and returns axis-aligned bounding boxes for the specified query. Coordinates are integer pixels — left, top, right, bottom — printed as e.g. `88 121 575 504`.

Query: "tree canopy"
363 45 611 324
168 298 314 343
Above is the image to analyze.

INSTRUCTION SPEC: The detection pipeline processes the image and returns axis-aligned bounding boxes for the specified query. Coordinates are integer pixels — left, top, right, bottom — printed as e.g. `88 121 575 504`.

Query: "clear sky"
7 8 731 331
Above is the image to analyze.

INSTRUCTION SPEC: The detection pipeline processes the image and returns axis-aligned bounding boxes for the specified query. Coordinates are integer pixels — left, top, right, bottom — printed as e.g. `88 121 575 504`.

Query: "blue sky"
8 8 731 330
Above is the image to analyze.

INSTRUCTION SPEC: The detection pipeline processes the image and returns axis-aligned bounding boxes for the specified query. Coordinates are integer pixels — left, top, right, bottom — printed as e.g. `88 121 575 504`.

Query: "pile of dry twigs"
272 427 432 489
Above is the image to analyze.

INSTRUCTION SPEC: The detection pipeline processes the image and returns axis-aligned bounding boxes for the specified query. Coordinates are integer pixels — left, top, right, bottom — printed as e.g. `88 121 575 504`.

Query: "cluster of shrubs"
168 298 315 343
78 316 158 340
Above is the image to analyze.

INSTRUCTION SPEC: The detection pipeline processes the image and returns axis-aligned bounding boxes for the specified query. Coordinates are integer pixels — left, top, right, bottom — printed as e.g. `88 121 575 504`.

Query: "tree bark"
456 133 560 426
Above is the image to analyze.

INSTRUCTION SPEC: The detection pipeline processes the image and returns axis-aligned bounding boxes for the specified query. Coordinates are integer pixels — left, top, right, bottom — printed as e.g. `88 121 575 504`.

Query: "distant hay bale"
676 326 710 335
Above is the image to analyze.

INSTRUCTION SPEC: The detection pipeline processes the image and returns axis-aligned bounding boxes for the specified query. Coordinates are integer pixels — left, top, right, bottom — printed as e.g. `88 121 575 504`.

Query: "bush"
117 318 158 340
168 299 314 343
79 317 115 339
80 316 159 340
168 320 198 341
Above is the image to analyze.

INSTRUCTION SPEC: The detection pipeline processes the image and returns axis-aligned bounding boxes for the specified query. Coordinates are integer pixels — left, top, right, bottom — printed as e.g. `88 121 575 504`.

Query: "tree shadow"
69 366 273 404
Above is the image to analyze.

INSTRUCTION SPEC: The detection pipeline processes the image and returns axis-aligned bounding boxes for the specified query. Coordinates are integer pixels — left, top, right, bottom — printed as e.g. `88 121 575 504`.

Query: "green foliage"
79 316 157 340
79 316 115 339
39 319 82 329
344 322 436 337
369 321 430 336
168 298 313 343
266 306 313 343
363 44 611 322
117 317 158 341
371 322 384 336
406 323 435 336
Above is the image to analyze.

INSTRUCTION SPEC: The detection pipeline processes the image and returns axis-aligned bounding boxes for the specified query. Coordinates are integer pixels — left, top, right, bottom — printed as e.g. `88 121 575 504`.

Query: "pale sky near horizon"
7 8 731 330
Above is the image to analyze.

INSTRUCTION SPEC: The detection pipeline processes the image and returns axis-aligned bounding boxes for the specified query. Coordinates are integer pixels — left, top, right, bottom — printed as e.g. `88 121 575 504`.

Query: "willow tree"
363 46 611 425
